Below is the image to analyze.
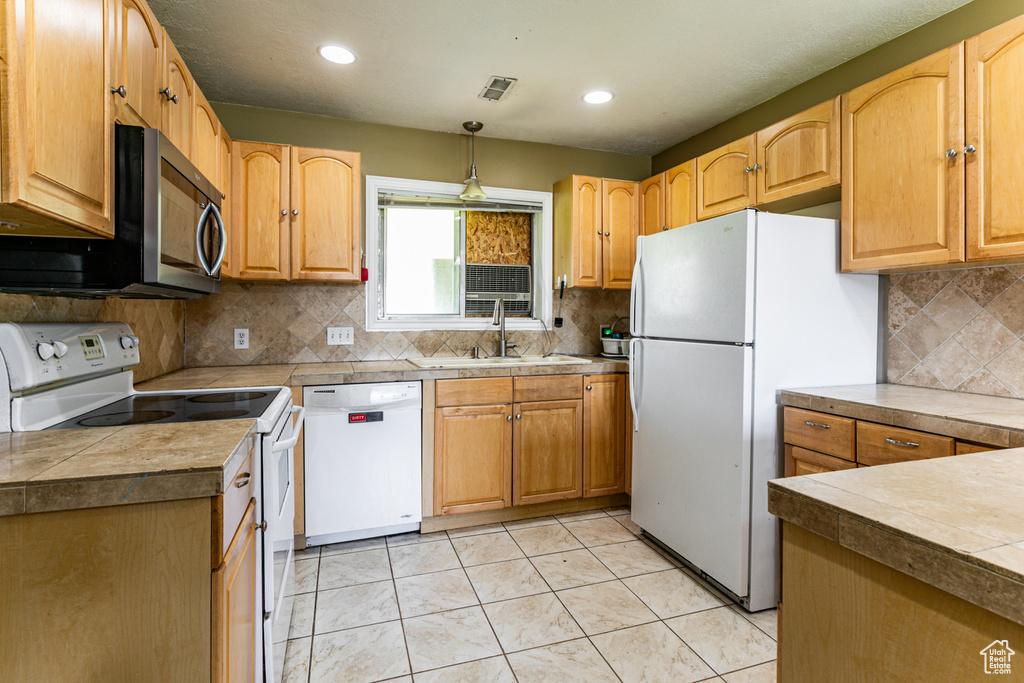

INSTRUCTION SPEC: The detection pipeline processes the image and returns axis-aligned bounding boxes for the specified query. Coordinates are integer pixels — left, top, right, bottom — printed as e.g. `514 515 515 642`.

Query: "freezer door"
631 210 755 344
630 338 753 599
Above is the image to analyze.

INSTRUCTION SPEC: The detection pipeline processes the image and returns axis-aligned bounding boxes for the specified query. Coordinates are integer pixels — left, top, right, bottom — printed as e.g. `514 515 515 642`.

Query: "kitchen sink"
409 354 592 369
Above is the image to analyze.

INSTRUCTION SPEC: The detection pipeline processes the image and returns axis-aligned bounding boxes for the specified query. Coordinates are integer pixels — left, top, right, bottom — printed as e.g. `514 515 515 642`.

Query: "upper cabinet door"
1 0 113 237
160 30 193 159
192 86 219 184
696 135 756 220
842 45 965 272
112 0 161 128
756 98 840 205
640 173 665 236
289 146 361 281
572 176 603 288
218 128 233 278
966 15 1024 262
233 141 290 280
665 159 697 230
602 180 639 290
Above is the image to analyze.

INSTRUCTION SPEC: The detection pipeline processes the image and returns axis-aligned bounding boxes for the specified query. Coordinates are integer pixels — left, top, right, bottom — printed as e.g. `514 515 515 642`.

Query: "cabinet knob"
586 385 592 391
110 85 127 98
662 226 668 231
507 415 512 421
159 88 178 104
752 164 762 171
945 148 958 158
964 144 977 155
281 209 287 216
292 209 299 216
597 229 602 235
744 167 754 173
604 231 610 236
516 414 521 420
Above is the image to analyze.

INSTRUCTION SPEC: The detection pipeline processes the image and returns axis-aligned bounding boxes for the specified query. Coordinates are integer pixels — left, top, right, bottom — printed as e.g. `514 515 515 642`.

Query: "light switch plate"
327 326 354 345
234 328 249 350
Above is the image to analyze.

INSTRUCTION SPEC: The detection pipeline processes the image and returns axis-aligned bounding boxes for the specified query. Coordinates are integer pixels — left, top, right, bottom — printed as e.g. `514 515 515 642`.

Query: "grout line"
384 539 416 680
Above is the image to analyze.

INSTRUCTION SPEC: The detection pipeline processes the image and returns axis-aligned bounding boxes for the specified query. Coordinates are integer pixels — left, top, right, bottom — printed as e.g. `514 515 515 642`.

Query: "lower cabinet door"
212 499 257 683
784 445 856 477
434 404 513 514
513 399 583 505
583 374 626 497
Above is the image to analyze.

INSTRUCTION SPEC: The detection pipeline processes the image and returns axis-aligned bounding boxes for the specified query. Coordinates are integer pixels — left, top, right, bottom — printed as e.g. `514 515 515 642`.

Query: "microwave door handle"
195 202 215 275
207 202 227 275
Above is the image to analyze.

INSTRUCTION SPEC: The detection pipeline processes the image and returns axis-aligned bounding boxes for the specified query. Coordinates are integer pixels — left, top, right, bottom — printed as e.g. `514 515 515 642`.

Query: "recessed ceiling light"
583 90 614 104
319 45 356 64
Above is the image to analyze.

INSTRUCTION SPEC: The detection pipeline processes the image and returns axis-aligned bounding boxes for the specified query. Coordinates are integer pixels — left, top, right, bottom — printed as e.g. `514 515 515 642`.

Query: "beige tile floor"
283 507 777 683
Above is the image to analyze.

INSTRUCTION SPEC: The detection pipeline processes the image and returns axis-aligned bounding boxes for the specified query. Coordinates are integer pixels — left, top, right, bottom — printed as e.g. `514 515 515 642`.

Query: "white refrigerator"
628 209 879 612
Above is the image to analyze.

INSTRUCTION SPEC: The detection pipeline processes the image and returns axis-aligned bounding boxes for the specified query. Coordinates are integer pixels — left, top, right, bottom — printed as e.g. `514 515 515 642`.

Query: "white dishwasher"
303 382 422 546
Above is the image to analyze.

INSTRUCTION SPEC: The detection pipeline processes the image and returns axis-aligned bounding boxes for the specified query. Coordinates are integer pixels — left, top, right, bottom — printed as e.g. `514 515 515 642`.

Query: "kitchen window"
364 176 553 331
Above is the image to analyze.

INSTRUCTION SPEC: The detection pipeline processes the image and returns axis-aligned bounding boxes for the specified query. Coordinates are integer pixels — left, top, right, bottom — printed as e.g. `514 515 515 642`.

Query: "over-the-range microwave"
0 125 225 299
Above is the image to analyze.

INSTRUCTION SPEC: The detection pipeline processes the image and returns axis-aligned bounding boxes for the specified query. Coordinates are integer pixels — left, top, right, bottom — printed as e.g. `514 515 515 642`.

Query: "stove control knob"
131 336 140 348
36 342 55 360
52 341 69 358
120 335 134 349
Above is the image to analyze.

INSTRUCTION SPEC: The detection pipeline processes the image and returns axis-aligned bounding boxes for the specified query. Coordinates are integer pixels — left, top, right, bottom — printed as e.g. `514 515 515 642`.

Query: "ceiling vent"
479 76 517 102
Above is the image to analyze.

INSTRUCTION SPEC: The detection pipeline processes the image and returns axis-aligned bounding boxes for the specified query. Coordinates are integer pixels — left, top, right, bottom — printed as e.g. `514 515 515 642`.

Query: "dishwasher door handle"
272 406 306 453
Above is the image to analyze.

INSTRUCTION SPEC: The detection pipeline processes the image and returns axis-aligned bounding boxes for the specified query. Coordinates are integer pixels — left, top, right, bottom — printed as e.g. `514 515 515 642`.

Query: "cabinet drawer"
783 408 855 461
514 375 583 402
436 378 513 407
784 445 856 477
955 441 997 455
212 447 255 566
856 422 954 466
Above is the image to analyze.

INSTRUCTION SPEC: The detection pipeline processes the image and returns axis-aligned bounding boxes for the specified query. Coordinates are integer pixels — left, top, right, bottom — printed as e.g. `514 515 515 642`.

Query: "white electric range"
0 322 301 683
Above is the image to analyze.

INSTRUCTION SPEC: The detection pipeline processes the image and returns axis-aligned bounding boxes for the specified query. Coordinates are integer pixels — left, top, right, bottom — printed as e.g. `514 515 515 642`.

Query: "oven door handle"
271 406 305 453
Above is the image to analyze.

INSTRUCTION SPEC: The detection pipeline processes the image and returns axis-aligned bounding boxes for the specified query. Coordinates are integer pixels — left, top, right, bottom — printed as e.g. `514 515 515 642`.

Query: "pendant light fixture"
460 121 487 200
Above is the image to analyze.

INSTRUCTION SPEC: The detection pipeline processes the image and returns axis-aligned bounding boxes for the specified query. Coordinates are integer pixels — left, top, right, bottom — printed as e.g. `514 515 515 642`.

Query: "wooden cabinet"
665 160 697 230
583 374 626 497
782 408 855 461
513 399 583 505
784 445 855 477
212 499 256 683
0 0 114 237
755 98 840 206
696 135 756 220
111 0 162 129
553 176 639 289
434 404 514 515
160 30 194 160
855 422 954 466
290 146 362 281
640 173 665 236
218 127 233 277
192 85 220 187
965 14 1024 262
841 45 966 272
231 141 362 282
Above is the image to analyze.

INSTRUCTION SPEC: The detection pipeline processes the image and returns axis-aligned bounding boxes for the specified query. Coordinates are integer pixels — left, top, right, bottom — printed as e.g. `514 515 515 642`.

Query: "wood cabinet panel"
855 422 954 466
955 440 997 455
965 14 1024 262
514 374 582 403
212 500 256 683
513 399 583 505
583 374 625 497
783 408 856 461
112 0 161 129
232 141 290 280
841 45 965 272
665 159 697 230
625 396 633 496
160 30 193 160
434 405 513 514
640 172 665 236
192 85 219 185
211 447 255 567
553 175 602 288
602 179 639 289
696 135 755 220
784 445 856 477
289 146 361 281
218 128 233 277
0 0 114 237
436 378 513 407
756 98 840 204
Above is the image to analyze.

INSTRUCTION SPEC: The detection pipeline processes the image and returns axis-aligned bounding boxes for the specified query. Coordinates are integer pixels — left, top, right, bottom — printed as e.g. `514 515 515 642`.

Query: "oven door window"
277 447 290 515
160 158 219 273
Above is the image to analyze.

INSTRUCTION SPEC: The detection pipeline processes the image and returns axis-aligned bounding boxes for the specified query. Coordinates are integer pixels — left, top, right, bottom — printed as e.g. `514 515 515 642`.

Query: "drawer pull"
804 421 830 429
885 438 919 448
235 473 251 488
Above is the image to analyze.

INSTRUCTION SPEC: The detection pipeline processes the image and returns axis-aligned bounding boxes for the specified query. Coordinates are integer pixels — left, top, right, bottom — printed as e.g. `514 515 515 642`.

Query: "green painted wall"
653 0 1024 173
212 104 651 192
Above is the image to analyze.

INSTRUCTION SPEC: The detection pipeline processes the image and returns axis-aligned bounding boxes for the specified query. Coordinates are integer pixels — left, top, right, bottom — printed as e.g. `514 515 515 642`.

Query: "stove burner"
187 391 269 404
131 394 177 404
187 409 251 421
78 411 175 427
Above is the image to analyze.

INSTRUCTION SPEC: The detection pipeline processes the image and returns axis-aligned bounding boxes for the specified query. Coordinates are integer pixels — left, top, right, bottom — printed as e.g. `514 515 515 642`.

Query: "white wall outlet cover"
234 328 249 350
327 327 354 345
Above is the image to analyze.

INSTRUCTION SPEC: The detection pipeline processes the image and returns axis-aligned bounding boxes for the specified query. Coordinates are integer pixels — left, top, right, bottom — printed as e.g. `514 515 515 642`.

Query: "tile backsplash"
184 282 630 367
888 265 1024 398
0 294 184 382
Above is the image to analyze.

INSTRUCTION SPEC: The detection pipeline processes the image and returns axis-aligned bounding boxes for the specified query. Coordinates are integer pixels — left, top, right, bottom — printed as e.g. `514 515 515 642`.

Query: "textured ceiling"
149 0 971 156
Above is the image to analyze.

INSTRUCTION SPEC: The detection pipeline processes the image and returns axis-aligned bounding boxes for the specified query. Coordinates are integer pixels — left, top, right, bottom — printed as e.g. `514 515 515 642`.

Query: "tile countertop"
771 383 1024 626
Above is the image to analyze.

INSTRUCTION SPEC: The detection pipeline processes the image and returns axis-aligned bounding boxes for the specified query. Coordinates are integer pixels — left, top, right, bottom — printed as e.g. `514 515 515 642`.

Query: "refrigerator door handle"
630 236 644 337
628 337 642 431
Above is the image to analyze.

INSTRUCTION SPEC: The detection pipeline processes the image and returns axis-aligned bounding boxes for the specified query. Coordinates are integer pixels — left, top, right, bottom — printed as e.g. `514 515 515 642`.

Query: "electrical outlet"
327 326 354 346
234 328 249 350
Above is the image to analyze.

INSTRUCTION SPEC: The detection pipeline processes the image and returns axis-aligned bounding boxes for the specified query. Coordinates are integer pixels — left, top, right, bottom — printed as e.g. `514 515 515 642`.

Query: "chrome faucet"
490 299 517 358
